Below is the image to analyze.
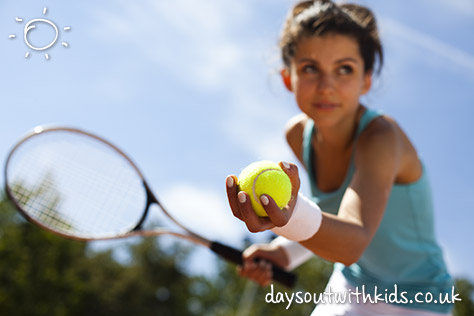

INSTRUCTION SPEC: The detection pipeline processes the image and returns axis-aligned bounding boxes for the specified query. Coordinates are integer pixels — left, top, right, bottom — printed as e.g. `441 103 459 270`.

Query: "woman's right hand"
238 243 290 287
225 161 301 233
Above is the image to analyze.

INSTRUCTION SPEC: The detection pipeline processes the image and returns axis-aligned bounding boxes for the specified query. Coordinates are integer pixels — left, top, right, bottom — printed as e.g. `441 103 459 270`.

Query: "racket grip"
210 241 297 288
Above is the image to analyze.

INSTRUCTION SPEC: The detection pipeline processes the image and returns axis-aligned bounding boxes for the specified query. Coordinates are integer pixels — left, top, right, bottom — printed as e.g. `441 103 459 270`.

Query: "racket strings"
7 145 74 227
12 180 75 232
6 131 148 239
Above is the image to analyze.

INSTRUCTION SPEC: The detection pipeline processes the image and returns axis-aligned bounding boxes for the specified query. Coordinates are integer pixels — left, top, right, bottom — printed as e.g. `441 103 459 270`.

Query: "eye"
300 64 318 74
338 65 354 75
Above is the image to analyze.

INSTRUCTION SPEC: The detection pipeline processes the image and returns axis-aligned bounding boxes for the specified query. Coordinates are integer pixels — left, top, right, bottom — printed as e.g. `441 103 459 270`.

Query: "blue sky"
1 0 473 282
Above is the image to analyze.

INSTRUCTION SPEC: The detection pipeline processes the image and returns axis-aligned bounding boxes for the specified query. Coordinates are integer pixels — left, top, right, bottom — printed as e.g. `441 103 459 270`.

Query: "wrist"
270 236 314 270
270 193 322 241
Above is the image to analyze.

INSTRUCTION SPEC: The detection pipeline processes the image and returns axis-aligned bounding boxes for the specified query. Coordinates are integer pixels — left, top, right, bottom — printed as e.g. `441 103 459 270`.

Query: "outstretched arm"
226 118 403 266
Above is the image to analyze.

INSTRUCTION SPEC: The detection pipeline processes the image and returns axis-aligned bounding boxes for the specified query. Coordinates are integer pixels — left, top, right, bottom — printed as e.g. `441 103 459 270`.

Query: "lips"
313 102 338 110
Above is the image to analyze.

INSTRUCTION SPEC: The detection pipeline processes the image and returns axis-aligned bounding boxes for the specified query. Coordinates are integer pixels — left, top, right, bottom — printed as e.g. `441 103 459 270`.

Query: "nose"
317 73 335 94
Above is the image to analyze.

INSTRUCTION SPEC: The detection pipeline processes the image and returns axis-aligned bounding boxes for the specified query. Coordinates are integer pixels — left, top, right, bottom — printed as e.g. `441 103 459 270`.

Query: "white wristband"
270 236 314 270
270 193 322 241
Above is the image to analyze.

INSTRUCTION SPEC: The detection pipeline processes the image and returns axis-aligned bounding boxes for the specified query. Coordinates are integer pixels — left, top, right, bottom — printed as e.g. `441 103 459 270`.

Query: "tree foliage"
0 192 472 315
453 278 474 316
0 194 203 316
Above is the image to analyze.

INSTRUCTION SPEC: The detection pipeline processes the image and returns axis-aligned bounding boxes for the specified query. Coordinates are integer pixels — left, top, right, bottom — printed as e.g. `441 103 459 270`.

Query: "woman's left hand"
225 161 301 233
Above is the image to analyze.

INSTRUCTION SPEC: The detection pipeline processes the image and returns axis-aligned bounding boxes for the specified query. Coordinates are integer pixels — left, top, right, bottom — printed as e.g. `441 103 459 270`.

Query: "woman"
225 1 453 315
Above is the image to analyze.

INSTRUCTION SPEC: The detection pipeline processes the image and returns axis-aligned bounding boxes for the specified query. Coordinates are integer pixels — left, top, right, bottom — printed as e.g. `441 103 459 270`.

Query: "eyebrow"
296 57 360 64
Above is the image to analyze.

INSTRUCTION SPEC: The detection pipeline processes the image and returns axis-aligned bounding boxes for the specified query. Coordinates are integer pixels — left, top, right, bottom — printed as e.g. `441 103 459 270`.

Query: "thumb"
242 244 289 269
279 161 300 203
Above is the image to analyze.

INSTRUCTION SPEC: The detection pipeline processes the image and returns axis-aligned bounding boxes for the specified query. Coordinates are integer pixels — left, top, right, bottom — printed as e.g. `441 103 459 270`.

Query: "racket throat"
132 181 157 231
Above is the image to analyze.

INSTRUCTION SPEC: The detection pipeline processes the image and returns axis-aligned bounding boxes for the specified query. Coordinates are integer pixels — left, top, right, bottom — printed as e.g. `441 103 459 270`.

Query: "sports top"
302 107 453 313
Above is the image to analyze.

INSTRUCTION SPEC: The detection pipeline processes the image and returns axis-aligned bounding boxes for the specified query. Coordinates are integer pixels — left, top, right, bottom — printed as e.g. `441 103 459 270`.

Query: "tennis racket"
4 126 296 288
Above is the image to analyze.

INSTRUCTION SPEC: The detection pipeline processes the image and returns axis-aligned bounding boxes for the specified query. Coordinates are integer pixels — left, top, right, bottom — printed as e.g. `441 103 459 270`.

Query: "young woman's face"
282 34 372 128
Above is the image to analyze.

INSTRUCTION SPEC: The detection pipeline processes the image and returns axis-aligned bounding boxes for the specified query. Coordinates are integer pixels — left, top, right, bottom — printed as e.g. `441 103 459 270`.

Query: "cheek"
339 78 365 98
294 85 315 107
293 77 314 95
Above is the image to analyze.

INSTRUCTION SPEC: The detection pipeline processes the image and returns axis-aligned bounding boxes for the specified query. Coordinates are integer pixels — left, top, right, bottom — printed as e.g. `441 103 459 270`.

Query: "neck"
313 105 364 151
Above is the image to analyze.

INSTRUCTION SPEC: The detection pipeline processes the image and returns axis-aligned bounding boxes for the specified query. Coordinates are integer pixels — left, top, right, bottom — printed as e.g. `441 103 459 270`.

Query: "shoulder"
354 114 403 175
355 113 423 183
357 114 402 151
358 113 422 183
285 113 309 162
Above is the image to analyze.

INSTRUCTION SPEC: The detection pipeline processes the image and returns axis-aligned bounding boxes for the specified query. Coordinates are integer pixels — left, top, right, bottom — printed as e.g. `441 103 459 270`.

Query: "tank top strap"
355 108 384 138
302 108 383 170
302 119 318 195
348 108 384 175
301 108 384 197
302 119 315 172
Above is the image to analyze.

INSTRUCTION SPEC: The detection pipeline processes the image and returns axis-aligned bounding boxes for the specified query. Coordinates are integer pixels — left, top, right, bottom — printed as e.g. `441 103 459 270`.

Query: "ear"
361 71 372 95
280 68 293 92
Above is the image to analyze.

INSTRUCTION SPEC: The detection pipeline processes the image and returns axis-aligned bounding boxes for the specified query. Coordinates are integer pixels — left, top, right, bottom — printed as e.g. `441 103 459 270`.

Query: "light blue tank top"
302 108 453 313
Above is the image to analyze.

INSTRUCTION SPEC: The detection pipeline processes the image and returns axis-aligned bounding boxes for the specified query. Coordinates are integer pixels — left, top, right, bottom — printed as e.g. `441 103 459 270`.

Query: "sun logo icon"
8 7 71 60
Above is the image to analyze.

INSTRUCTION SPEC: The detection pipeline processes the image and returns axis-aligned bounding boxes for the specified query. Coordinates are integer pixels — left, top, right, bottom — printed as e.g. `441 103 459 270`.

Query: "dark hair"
280 0 383 75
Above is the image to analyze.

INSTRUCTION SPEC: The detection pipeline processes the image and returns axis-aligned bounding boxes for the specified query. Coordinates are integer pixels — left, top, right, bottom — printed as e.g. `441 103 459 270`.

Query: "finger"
226 175 243 220
244 260 272 286
254 260 273 287
238 260 258 278
242 244 262 260
279 161 300 197
279 161 300 210
238 192 275 232
239 259 273 287
260 194 291 227
242 244 274 263
257 260 273 287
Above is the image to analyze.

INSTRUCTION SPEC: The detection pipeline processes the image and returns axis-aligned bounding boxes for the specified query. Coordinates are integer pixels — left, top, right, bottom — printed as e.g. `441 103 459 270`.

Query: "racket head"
4 126 297 288
4 126 150 240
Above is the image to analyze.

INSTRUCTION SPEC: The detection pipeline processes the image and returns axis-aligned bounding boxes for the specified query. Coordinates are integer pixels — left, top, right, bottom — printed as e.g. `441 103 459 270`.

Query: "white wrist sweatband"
270 193 322 241
270 236 314 270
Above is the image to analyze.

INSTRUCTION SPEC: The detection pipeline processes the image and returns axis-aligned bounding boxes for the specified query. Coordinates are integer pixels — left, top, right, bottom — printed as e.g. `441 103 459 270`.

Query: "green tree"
190 236 332 316
453 278 474 316
0 193 202 316
1 191 473 315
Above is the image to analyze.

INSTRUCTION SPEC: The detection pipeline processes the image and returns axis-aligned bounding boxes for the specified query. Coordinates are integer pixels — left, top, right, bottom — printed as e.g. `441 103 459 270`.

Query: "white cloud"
382 16 474 73
439 240 474 280
88 0 296 161
149 0 248 37
219 85 296 161
90 0 250 91
437 0 474 17
158 182 248 245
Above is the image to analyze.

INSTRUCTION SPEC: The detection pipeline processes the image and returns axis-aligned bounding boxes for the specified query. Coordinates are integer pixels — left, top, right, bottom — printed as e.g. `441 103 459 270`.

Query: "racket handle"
210 241 297 288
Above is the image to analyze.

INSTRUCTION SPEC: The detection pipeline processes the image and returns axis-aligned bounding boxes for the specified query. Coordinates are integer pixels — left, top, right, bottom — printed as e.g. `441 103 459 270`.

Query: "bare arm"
301 120 402 265
226 116 405 270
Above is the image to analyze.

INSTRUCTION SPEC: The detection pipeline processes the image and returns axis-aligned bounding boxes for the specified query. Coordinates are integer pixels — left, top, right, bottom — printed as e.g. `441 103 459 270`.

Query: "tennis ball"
237 160 292 217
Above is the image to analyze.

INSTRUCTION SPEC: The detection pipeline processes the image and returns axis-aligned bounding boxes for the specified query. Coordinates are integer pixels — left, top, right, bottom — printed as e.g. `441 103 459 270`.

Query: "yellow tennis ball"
237 160 292 217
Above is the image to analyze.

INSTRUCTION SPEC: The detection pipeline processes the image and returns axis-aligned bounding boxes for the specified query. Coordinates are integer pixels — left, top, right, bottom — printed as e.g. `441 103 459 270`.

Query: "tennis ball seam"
252 168 284 208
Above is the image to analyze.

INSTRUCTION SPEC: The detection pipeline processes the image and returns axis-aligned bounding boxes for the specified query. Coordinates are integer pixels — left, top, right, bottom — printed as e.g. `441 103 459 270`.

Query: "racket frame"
3 125 297 288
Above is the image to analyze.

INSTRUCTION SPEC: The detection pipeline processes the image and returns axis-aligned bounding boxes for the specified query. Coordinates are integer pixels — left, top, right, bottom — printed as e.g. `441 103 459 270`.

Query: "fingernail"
238 192 247 203
260 195 269 206
282 161 290 169
226 176 234 188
